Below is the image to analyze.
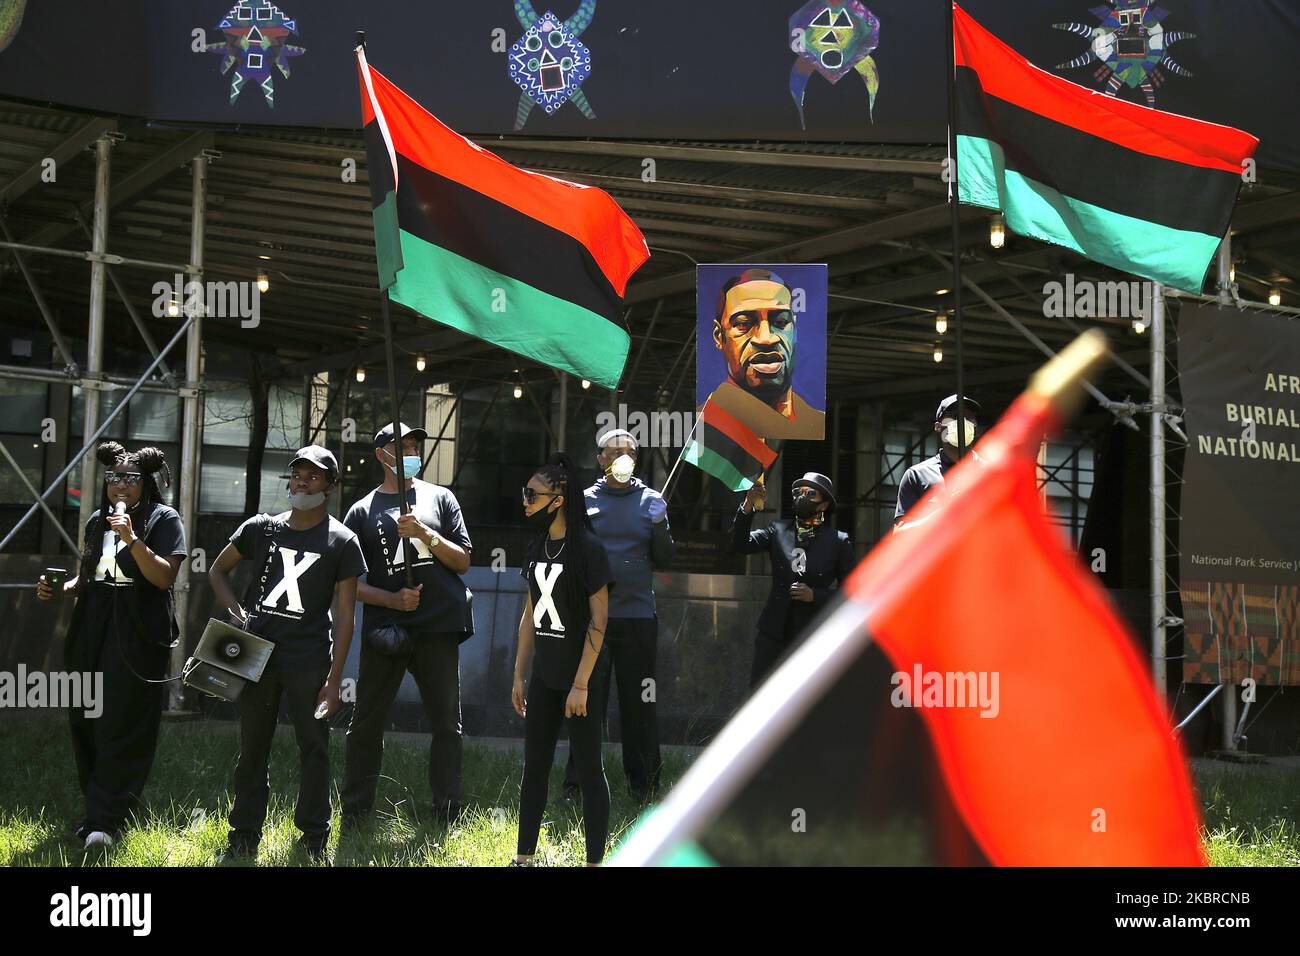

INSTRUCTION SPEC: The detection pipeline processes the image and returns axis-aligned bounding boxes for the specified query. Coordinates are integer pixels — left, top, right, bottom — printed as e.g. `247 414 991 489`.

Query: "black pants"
342 630 463 813
517 679 610 865
229 662 331 842
67 614 168 835
563 617 661 796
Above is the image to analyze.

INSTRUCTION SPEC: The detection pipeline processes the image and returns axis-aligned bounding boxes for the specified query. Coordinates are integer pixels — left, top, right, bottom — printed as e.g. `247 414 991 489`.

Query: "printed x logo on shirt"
260 547 321 614
94 531 130 584
533 562 565 632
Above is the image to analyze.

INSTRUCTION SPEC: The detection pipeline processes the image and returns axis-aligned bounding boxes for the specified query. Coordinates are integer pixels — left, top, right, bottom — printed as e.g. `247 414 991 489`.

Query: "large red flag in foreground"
614 331 1205 866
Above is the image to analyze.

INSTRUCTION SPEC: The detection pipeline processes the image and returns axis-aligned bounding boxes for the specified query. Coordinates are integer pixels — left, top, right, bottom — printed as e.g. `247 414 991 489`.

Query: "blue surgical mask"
383 450 423 478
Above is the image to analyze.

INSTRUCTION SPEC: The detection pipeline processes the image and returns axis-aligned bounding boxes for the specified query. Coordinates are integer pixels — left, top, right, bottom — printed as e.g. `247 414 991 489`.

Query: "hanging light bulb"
581 379 591 390
355 367 366 383
1132 318 1148 334
416 354 427 372
256 271 269 293
1269 288 1283 307
989 214 1006 250
167 294 180 318
1228 261 1237 284
933 346 944 363
935 312 948 335
513 382 523 399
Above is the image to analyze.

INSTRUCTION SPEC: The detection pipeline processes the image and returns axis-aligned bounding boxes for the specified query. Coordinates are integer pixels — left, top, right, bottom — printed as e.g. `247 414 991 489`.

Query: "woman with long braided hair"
511 452 613 866
35 441 187 850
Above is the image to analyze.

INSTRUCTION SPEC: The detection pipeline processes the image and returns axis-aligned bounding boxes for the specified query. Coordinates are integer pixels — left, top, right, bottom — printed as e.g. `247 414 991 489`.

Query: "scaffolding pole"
169 152 208 713
0 314 197 554
1150 283 1168 704
76 134 115 538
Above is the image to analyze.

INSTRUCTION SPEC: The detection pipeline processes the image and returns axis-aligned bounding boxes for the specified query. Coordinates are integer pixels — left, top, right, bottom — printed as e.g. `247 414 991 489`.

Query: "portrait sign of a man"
697 264 827 440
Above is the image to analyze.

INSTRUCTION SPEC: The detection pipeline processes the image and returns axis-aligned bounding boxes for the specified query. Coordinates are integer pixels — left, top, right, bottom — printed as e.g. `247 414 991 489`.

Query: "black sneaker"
298 834 330 863
218 836 259 865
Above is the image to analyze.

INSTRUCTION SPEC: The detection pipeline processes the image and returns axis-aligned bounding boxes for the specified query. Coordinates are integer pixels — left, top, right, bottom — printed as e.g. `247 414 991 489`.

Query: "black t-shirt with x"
521 531 613 691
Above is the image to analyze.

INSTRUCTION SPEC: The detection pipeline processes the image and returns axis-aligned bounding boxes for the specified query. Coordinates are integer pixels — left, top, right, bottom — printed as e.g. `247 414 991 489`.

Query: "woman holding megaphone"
36 441 187 851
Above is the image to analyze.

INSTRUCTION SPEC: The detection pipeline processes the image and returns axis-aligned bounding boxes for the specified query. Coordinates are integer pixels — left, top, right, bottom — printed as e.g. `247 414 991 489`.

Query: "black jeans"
229 662 332 842
67 614 168 835
342 629 462 813
563 617 662 796
517 679 610 864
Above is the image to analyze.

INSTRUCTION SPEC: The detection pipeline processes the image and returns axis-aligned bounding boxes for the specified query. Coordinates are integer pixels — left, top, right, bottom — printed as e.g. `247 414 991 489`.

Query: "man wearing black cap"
340 422 474 827
893 394 982 529
209 444 367 861
733 471 855 687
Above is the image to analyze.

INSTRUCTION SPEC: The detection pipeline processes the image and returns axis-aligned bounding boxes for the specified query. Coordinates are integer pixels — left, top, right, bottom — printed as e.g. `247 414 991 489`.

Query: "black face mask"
524 502 559 532
794 495 821 520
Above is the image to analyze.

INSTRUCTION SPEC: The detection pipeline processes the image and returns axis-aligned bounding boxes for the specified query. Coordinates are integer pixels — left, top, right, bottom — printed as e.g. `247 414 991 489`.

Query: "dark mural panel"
0 1 1293 169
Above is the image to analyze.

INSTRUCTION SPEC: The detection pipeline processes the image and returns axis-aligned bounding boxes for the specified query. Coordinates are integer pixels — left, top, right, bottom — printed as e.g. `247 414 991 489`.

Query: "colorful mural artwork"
789 0 880 130
1054 1 1195 107
508 0 596 130
203 1 305 108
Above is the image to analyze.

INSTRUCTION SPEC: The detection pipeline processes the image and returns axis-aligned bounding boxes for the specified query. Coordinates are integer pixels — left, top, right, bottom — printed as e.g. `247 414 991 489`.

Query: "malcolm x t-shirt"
521 532 613 691
343 480 474 637
230 512 367 671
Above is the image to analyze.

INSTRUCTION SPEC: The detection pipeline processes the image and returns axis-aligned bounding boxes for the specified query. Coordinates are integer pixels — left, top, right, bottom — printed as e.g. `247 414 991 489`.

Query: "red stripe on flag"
844 392 1205 866
700 400 776 468
953 4 1257 175
356 61 648 297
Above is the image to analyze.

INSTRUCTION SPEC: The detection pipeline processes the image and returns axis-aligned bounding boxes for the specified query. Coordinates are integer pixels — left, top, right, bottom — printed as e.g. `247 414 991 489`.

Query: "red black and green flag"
356 48 648 390
613 333 1206 867
953 4 1258 294
682 399 777 492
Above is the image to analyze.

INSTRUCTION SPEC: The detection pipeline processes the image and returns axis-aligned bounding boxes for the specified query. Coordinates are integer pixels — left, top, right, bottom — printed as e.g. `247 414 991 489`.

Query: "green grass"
0 715 685 867
1196 762 1300 866
2 715 1297 866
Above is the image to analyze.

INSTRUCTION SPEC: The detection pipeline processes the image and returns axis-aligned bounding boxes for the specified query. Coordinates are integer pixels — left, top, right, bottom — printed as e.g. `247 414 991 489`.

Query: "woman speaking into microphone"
35 441 187 850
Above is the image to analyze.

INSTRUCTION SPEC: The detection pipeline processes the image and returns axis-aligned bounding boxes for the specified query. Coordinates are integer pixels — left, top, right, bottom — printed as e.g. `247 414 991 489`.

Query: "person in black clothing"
894 394 981 530
732 471 855 688
341 422 474 827
36 441 187 851
209 445 366 862
512 453 613 866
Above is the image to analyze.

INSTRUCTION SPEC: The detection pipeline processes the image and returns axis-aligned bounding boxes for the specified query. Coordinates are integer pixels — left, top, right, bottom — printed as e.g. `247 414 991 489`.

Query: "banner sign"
697 263 827 441
1178 303 1300 686
0 1 1295 171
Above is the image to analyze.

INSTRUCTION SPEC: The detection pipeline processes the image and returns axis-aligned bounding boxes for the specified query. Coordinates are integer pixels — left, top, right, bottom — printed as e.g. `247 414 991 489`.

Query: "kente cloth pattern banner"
1178 303 1300 686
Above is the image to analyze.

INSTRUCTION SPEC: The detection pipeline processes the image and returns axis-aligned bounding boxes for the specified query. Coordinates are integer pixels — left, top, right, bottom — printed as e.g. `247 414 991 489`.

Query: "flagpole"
945 1 968 453
361 27 415 588
659 413 700 504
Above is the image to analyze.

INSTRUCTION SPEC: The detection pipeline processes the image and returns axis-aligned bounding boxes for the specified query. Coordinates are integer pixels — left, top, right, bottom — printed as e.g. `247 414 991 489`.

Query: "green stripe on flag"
684 441 754 492
957 134 1221 293
389 229 630 390
371 191 404 292
660 841 718 867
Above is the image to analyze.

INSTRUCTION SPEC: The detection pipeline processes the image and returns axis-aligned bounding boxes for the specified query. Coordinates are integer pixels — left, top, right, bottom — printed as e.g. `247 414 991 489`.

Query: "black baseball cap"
288 445 339 483
372 422 428 449
935 394 981 423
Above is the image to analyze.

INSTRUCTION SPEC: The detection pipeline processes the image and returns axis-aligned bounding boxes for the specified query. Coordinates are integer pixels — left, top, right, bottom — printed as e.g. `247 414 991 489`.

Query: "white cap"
597 428 638 451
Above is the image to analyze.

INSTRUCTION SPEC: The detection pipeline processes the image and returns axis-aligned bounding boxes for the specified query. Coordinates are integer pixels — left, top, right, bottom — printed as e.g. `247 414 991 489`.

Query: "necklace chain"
544 536 566 560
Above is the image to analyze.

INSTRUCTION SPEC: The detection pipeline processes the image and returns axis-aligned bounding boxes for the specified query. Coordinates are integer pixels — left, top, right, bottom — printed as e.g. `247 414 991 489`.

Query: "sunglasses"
792 487 820 499
521 486 559 505
104 472 143 486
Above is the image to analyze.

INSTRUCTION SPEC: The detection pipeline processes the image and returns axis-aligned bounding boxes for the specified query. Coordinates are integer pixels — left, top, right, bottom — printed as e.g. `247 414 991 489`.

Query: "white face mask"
941 419 976 447
606 453 635 483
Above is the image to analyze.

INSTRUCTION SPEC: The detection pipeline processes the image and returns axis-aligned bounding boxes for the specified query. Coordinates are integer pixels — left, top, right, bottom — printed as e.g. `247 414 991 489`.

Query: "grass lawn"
1 715 1296 866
